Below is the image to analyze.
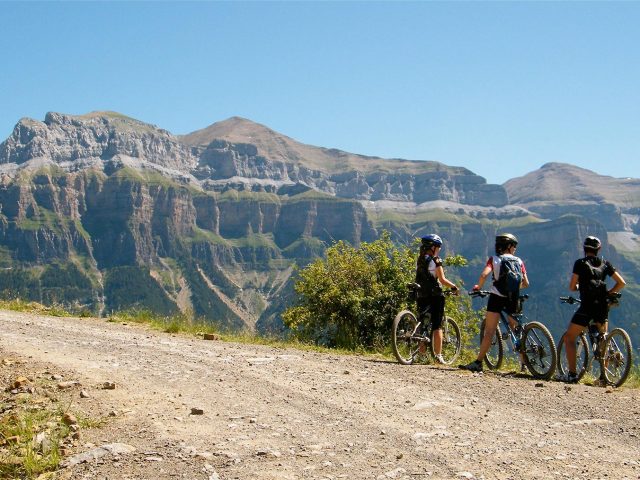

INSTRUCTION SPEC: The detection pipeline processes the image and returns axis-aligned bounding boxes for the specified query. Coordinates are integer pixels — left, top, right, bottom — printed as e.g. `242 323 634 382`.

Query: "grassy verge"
106 308 375 357
0 299 72 318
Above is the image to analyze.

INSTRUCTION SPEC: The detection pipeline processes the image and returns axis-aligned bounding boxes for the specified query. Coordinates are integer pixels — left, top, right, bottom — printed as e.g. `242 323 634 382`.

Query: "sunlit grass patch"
0 299 71 317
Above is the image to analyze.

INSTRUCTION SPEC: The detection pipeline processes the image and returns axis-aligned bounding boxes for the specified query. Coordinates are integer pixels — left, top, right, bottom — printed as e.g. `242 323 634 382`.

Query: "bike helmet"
495 233 518 246
583 235 602 252
421 234 443 248
495 233 518 255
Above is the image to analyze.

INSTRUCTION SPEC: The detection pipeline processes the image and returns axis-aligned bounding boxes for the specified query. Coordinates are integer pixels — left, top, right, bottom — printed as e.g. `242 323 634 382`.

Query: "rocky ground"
1 309 639 480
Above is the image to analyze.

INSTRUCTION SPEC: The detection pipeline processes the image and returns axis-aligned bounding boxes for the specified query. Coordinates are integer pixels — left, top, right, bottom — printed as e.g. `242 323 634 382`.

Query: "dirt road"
1 309 639 480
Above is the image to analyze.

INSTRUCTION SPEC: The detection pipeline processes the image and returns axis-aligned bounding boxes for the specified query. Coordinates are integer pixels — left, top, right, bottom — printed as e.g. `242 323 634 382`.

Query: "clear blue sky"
1 1 639 185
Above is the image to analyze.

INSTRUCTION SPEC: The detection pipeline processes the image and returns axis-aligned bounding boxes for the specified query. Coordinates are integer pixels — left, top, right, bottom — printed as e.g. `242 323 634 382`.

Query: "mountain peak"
505 162 640 207
179 116 290 148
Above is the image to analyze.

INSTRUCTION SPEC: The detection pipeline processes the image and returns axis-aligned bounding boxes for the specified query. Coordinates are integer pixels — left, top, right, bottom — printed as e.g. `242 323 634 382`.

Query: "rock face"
0 112 638 344
193 139 507 206
183 117 508 207
1 112 197 172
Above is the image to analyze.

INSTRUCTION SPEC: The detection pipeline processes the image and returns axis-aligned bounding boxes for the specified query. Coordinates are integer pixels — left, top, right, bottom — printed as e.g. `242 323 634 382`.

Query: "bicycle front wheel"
521 322 557 380
602 328 633 387
556 332 589 381
480 318 504 370
392 310 422 365
431 316 461 364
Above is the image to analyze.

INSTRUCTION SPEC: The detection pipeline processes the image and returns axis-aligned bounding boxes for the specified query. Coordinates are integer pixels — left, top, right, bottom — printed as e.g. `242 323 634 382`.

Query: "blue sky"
1 1 638 185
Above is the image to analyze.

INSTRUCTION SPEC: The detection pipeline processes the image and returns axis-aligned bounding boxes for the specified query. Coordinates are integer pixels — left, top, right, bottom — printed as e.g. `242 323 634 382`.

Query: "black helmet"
583 236 602 251
421 234 443 248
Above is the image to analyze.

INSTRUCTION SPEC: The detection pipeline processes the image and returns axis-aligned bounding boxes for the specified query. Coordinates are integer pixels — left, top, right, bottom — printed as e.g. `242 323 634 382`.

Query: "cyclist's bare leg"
432 328 443 356
477 312 500 361
564 323 587 374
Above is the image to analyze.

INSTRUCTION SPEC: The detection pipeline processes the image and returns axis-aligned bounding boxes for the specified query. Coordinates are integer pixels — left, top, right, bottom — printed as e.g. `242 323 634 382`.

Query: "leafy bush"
282 233 481 351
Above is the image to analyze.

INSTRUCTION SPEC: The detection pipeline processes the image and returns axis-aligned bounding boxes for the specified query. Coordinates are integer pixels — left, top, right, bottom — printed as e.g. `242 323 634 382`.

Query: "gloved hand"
472 284 480 292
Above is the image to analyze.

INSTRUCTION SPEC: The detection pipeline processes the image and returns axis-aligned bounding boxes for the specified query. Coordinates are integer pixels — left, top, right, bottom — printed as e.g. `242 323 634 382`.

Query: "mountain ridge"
0 110 638 346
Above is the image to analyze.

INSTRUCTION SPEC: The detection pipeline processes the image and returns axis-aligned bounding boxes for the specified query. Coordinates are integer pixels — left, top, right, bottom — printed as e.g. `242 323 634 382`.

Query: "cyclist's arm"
435 266 458 291
569 273 579 291
520 272 530 289
474 264 493 290
609 271 626 294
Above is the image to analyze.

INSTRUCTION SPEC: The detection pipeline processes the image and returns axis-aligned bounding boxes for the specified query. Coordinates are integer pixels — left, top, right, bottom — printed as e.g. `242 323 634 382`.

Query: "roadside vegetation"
0 364 106 479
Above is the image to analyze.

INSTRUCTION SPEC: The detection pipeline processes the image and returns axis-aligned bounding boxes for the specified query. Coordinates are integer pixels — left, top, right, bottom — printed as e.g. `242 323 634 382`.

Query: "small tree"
282 232 414 349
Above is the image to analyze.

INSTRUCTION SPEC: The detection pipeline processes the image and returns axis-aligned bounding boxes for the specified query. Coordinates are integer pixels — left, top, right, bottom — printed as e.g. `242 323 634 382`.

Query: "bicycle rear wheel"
602 328 632 387
431 316 461 364
392 310 423 365
521 322 557 380
556 332 589 381
480 318 504 370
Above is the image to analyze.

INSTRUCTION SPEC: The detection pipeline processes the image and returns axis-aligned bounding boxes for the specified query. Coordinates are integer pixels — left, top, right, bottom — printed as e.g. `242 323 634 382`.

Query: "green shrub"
282 232 481 351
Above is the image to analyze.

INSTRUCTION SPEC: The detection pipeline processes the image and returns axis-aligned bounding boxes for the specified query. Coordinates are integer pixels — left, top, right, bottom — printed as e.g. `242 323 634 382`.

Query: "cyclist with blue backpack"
560 236 626 383
460 233 529 372
416 234 460 364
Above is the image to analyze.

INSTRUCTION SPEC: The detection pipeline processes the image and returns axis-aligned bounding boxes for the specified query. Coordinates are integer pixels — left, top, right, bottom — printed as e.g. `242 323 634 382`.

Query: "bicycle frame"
496 309 525 353
470 290 557 379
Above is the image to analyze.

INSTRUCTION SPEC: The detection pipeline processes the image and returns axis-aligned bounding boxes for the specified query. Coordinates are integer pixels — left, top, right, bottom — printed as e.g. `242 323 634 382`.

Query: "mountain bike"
556 294 632 387
392 285 461 365
469 290 557 380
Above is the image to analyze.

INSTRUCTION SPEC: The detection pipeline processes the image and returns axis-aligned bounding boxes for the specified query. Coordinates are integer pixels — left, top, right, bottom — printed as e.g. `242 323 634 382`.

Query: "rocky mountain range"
0 111 638 347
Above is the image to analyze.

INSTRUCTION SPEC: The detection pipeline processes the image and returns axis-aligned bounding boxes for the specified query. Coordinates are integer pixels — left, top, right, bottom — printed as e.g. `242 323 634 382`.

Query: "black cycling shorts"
417 295 445 331
570 303 608 327
486 293 518 315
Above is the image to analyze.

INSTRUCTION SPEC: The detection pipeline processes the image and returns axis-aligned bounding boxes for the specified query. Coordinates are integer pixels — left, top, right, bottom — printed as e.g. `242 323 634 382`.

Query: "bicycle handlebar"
406 282 458 296
560 296 579 305
468 290 491 297
468 290 529 301
560 292 622 306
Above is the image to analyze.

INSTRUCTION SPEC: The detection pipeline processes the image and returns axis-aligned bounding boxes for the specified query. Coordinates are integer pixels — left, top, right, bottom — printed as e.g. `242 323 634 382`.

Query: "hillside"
1 309 639 479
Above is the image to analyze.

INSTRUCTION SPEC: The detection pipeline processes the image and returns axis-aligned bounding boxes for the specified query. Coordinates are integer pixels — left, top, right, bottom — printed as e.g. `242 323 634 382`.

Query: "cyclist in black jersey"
560 236 626 383
416 234 459 364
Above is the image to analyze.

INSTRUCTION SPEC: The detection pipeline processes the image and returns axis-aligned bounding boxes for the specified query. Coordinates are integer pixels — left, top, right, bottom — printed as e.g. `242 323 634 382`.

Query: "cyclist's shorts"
487 293 518 315
571 303 608 327
417 296 445 330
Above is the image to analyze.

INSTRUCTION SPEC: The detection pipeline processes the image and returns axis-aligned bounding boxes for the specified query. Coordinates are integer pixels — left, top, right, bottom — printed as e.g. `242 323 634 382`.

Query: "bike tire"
480 318 504 370
556 332 589 381
392 310 422 365
521 321 557 380
430 316 461 364
602 328 633 387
